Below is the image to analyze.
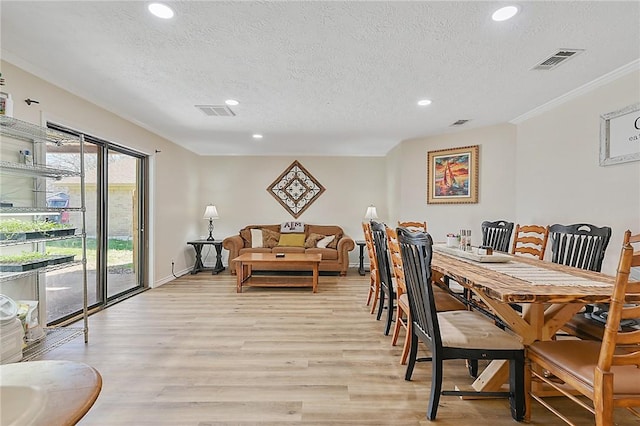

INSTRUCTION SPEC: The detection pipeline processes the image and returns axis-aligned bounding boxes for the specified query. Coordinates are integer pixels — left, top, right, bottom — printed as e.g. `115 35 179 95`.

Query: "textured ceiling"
1 1 639 156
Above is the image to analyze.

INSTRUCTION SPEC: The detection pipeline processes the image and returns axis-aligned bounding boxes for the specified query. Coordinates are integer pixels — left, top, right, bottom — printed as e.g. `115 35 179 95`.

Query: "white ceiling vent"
195 105 236 117
532 49 584 71
450 119 470 126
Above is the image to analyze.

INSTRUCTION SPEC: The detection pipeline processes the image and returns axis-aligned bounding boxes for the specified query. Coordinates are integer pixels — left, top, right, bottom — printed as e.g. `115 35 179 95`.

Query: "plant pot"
51 228 76 237
0 232 26 241
46 254 75 266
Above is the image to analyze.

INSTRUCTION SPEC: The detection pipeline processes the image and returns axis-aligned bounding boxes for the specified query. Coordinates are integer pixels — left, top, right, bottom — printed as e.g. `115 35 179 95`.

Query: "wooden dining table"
430 245 640 397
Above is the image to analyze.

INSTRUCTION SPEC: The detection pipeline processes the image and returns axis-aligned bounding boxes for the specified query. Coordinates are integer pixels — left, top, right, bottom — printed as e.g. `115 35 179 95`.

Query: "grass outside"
47 238 133 267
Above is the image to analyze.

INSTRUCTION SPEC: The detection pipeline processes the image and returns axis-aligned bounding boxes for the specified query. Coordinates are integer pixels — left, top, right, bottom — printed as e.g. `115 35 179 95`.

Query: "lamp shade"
364 205 378 220
203 205 219 219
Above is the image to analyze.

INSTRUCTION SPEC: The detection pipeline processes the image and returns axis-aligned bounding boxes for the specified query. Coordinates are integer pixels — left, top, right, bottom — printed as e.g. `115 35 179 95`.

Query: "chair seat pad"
437 310 523 350
432 285 466 312
399 293 409 309
529 340 640 395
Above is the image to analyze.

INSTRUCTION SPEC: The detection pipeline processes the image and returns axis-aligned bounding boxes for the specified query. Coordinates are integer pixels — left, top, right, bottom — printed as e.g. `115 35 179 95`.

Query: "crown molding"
510 59 640 124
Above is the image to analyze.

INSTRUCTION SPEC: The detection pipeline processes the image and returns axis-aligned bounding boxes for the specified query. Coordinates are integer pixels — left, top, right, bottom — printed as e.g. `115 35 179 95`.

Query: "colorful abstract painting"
427 145 479 204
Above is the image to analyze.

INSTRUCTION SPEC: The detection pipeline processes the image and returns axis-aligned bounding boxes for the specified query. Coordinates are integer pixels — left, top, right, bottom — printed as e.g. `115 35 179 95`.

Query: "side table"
187 240 225 274
355 240 367 276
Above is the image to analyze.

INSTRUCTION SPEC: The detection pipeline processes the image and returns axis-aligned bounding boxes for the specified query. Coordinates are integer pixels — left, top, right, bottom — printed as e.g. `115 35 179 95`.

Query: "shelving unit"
0 115 88 360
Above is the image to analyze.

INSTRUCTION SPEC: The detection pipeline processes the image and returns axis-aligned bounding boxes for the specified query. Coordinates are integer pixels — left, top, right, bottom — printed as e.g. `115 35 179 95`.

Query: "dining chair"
481 220 515 252
362 222 379 314
397 221 427 232
397 227 526 421
511 224 549 260
527 230 640 426
386 227 466 365
370 220 396 335
548 223 612 272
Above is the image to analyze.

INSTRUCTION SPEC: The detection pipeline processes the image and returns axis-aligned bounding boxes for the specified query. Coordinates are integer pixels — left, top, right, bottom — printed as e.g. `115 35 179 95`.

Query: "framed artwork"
599 102 640 166
267 160 325 218
427 145 479 204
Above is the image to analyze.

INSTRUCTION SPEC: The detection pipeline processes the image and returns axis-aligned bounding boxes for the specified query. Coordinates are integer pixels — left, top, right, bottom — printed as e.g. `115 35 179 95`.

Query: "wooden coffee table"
233 253 322 293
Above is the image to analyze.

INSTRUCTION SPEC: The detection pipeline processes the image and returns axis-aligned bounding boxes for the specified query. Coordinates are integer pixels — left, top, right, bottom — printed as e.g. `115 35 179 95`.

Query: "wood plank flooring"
38 270 638 425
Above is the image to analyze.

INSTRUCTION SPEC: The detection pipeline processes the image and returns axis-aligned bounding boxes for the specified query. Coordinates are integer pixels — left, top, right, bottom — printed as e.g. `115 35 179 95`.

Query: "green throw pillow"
277 233 306 247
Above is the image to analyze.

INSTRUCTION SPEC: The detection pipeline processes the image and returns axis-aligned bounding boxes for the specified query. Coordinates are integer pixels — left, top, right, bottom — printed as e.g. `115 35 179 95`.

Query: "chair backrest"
371 221 394 295
386 227 406 296
397 227 440 348
481 220 514 252
362 222 378 277
597 230 640 374
397 221 427 232
511 224 549 260
548 223 612 272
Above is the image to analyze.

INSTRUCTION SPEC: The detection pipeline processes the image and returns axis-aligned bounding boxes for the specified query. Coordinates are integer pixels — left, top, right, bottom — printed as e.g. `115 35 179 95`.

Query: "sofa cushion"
239 247 272 255
317 235 335 248
306 248 337 260
250 229 263 248
277 233 306 247
305 233 325 248
273 246 305 254
262 229 280 248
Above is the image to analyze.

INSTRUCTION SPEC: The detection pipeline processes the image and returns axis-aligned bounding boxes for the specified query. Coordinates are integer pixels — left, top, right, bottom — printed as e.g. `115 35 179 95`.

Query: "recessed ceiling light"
225 99 239 106
252 134 263 139
148 3 174 19
492 6 519 22
417 99 432 106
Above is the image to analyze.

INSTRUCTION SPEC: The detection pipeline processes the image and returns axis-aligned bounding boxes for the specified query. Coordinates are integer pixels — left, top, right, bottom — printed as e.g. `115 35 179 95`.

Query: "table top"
187 240 222 245
233 253 322 263
0 360 102 426
432 250 639 305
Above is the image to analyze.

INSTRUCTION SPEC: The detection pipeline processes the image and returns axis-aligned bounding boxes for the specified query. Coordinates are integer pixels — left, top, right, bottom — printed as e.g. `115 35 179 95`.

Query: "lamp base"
206 235 214 241
207 219 214 241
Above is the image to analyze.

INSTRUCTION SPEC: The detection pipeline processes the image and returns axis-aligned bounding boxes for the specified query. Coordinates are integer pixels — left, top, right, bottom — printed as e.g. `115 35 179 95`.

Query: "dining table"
430 244 640 402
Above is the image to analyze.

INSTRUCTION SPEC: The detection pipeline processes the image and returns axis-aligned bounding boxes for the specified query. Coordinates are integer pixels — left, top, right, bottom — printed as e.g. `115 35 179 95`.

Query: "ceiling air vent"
450 119 470 126
532 49 584 71
195 105 236 117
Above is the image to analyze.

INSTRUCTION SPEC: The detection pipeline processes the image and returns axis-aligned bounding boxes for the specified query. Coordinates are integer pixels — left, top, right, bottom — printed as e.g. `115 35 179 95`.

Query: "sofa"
223 224 355 276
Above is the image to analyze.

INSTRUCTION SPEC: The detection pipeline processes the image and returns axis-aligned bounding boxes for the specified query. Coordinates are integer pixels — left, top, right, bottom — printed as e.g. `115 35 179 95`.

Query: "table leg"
312 262 319 293
191 243 204 274
358 243 365 276
236 261 243 293
212 243 225 274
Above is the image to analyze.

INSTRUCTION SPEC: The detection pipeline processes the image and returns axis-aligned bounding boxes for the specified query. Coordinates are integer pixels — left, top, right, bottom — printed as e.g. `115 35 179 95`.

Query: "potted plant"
0 219 75 241
0 251 75 272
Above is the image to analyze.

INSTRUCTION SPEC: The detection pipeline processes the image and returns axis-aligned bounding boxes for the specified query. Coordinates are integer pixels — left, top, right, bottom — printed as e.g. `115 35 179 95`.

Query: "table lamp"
364 204 378 221
203 205 219 241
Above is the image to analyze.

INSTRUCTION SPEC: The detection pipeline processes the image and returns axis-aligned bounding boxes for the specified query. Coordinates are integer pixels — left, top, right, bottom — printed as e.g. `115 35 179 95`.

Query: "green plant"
0 218 72 236
0 251 50 264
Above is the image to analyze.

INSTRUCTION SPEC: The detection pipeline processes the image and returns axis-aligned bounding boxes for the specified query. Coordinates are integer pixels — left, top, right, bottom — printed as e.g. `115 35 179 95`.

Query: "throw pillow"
305 233 325 248
327 234 340 249
240 228 252 247
317 235 335 249
277 233 306 247
250 229 264 248
262 229 280 248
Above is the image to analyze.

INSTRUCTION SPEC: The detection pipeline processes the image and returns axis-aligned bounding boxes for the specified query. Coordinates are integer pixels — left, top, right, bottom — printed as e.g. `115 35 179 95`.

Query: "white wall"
387 124 517 246
195 155 387 267
515 70 640 274
1 60 200 287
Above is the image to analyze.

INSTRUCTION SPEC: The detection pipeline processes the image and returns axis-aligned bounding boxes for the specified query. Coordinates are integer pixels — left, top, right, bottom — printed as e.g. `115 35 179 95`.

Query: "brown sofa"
223 224 355 276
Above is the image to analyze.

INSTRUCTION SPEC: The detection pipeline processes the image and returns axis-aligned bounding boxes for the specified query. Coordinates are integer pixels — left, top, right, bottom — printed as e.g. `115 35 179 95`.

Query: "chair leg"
467 359 478 378
405 332 419 381
369 280 379 314
400 314 411 365
376 285 385 321
384 292 394 336
509 352 525 422
427 354 443 420
391 306 403 346
365 275 375 306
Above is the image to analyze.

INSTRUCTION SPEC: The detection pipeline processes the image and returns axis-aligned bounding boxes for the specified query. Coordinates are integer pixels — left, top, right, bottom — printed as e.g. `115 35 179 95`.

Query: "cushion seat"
437 310 524 350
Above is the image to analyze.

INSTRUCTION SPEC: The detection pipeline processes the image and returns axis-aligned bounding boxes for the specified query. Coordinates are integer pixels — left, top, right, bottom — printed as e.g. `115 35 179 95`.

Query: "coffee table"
233 253 322 293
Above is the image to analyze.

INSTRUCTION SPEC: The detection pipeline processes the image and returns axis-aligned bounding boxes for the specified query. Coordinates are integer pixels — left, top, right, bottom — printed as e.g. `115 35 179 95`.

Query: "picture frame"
599 102 640 166
427 145 479 204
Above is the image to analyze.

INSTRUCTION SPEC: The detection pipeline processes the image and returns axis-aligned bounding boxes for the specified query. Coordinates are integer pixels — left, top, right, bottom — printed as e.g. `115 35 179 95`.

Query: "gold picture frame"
427 145 479 204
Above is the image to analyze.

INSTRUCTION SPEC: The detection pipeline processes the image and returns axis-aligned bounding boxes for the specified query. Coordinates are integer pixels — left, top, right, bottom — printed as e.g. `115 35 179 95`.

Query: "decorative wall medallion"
267 161 325 218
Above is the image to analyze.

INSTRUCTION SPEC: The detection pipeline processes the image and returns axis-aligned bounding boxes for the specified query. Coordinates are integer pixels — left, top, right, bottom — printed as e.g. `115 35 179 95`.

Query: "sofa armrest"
223 235 245 270
337 235 355 266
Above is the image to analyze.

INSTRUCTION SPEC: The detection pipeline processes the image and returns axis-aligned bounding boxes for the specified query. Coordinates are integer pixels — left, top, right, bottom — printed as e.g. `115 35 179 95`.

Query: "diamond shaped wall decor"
267 161 325 218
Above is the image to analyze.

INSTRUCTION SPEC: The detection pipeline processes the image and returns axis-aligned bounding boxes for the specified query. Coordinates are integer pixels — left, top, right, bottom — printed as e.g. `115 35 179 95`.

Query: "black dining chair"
397 227 525 421
370 220 396 336
481 220 515 252
548 223 612 272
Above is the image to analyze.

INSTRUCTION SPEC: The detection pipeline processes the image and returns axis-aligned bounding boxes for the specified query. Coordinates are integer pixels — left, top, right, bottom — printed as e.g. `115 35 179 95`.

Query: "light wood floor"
39 270 637 425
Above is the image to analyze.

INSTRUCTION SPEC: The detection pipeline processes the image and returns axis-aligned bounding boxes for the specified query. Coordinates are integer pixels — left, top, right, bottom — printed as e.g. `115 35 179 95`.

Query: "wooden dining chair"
481 220 515 252
386 227 466 365
362 222 380 314
527 230 640 426
548 223 612 272
398 227 526 421
511 224 549 260
370 220 396 335
397 221 427 232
